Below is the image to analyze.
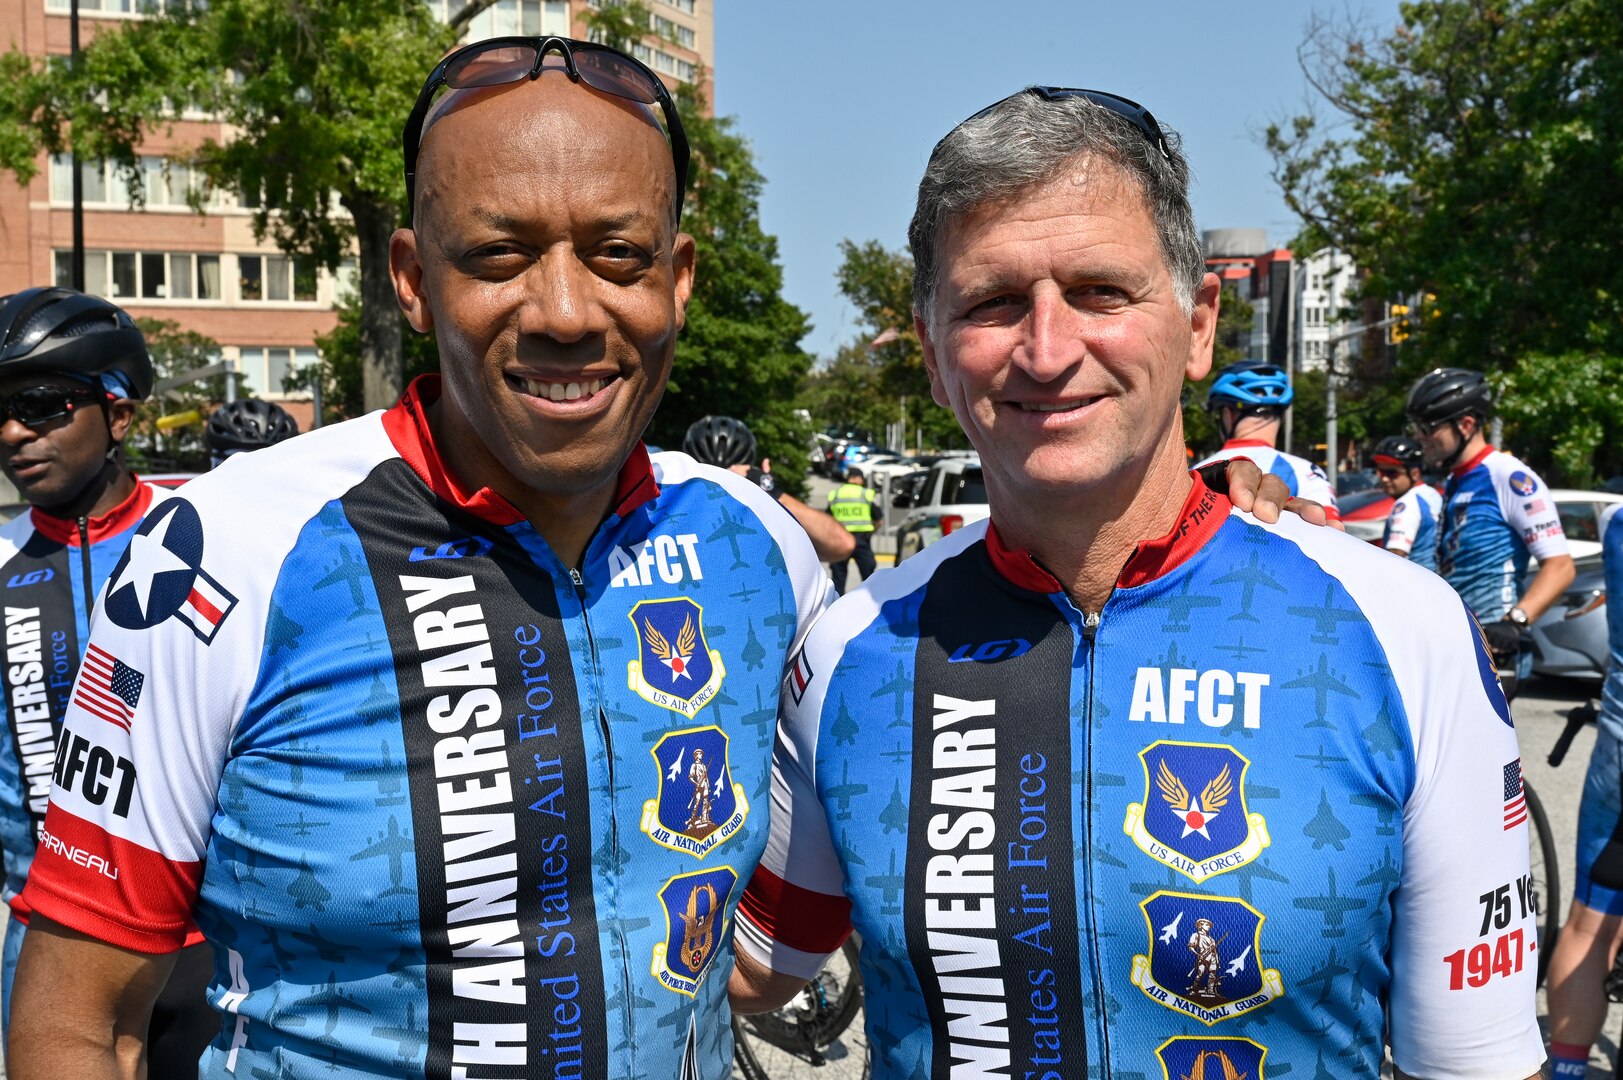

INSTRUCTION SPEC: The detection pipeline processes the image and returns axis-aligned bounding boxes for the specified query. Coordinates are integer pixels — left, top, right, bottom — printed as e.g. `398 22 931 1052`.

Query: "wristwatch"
1508 606 1530 627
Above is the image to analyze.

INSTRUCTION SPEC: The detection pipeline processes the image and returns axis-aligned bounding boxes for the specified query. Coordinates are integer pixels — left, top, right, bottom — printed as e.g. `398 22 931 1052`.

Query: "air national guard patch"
1124 742 1271 883
1131 891 1283 1026
641 725 749 858
651 866 738 996
1155 1036 1268 1080
627 598 726 717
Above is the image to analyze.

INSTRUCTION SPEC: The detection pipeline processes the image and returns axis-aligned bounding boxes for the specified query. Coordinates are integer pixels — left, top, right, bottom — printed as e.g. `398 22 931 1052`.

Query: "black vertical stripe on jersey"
1 535 79 841
904 542 1087 1080
344 461 607 1080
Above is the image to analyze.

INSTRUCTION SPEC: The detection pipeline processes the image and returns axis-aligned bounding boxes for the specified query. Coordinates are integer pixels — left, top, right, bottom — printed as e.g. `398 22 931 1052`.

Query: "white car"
894 457 992 562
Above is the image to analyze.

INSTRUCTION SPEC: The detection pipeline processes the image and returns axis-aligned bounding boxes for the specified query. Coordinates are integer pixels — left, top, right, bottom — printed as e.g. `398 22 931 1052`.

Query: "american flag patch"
1522 499 1547 514
1503 759 1527 830
789 649 814 706
71 643 145 732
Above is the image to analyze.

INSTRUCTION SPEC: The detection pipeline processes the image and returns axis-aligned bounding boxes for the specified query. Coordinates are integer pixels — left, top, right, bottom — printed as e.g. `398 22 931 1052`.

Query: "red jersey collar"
380 374 658 527
985 473 1232 594
1452 444 1495 480
30 479 155 546
1222 439 1274 450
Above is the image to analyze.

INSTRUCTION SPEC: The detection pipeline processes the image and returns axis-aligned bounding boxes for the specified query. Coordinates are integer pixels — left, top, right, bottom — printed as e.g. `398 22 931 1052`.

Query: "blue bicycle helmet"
1206 362 1293 411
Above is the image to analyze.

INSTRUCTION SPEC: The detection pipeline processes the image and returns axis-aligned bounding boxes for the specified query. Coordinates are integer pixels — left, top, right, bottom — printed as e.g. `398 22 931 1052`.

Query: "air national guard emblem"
1124 742 1271 884
627 598 726 717
651 866 738 996
641 726 750 858
1131 891 1284 1025
1155 1037 1267 1080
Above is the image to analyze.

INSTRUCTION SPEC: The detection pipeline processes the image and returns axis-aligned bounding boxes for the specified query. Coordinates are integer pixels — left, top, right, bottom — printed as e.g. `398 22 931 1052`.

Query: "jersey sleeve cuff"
19 878 193 954
735 908 839 982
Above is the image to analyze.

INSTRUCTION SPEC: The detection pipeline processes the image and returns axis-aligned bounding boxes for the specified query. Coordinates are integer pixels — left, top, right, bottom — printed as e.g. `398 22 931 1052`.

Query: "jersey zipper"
568 564 636 1064
1078 606 1111 1071
76 516 93 623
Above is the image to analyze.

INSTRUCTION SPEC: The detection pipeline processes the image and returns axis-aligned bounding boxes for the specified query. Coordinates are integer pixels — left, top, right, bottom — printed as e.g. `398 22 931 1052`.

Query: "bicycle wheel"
1523 780 1560 987
733 938 869 1079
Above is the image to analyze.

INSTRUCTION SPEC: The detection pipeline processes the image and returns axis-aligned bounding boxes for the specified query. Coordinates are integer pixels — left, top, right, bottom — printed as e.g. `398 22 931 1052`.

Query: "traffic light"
1388 303 1411 344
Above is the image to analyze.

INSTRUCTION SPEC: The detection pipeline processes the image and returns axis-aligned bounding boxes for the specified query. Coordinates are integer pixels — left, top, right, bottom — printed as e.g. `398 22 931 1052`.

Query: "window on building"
465 0 568 39
334 257 359 302
139 155 196 206
56 249 227 302
239 255 263 301
110 252 137 298
238 346 318 397
662 0 695 12
49 155 115 205
197 255 222 300
238 253 316 303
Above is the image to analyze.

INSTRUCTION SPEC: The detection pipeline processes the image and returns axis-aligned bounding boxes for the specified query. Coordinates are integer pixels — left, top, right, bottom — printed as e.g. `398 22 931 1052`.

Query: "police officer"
826 465 881 594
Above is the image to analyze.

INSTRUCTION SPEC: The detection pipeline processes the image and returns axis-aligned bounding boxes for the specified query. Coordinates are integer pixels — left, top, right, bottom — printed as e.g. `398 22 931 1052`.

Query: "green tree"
0 0 501 412
1266 0 1623 480
1492 352 1623 488
297 296 440 423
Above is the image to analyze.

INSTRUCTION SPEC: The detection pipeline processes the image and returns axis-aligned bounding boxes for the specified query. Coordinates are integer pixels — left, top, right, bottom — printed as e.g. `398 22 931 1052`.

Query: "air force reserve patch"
651 866 737 996
1155 1036 1268 1080
627 598 725 717
1131 891 1283 1026
104 500 237 644
1124 741 1271 884
641 726 749 858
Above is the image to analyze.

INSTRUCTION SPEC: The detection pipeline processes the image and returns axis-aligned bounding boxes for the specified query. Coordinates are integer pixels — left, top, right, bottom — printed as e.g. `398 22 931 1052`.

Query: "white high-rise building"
1294 248 1360 373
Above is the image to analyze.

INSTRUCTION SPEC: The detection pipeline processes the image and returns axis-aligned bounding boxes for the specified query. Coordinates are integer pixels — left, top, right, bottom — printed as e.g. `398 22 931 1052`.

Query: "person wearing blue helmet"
1195 360 1341 525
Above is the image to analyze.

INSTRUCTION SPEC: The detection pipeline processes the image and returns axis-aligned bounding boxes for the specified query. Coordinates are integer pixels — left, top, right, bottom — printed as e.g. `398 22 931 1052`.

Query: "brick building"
0 0 712 429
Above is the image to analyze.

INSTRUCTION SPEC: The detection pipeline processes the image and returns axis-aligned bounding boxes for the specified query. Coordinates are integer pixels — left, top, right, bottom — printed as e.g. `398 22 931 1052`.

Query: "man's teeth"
520 377 612 402
1020 400 1087 413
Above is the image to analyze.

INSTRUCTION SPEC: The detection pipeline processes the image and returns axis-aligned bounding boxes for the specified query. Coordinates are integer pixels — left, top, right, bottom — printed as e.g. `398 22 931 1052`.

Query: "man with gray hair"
730 87 1542 1079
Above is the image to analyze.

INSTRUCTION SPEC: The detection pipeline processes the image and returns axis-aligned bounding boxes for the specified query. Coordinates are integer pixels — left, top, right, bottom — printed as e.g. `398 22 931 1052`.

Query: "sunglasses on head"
947 86 1172 161
0 385 100 429
402 36 689 222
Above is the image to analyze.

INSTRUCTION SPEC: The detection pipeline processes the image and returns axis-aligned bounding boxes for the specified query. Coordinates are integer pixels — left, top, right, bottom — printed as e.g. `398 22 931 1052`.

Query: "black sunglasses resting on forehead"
402 36 690 221
948 86 1172 162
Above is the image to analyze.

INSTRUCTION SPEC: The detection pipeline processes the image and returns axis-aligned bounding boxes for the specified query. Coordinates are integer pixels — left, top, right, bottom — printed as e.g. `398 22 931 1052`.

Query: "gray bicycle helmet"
206 398 300 456
0 287 153 400
683 415 757 468
1405 368 1492 427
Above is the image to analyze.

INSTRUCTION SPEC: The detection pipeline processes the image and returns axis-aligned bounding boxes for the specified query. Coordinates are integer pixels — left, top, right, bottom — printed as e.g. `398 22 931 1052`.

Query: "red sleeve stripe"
738 866 853 956
18 804 203 954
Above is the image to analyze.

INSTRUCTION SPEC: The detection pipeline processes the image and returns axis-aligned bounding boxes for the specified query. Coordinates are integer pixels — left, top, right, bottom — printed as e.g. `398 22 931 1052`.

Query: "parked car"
1531 557 1608 681
1337 488 1397 544
894 457 991 562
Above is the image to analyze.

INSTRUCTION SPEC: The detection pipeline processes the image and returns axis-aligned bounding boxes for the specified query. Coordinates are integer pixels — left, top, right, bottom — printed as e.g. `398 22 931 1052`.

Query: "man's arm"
729 943 814 1015
8 915 175 1080
1516 553 1575 622
779 491 857 562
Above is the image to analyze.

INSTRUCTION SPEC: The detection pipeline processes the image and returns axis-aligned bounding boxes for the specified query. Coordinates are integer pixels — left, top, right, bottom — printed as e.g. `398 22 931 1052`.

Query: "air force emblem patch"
651 866 738 996
104 500 237 644
1124 741 1270 884
1132 891 1283 1026
641 726 749 858
627 598 726 717
1155 1036 1268 1080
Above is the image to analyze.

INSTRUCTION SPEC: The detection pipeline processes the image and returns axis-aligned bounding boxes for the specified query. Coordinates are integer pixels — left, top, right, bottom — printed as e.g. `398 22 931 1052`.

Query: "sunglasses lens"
445 45 537 89
575 48 660 105
11 388 77 425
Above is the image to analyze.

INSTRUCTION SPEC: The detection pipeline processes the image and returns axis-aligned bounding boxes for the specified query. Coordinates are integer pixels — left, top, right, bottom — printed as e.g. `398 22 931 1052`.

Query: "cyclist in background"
0 287 213 1069
826 466 881 594
1545 506 1623 1078
1406 368 1573 664
1196 359 1341 525
204 398 300 467
1372 434 1441 570
682 415 854 563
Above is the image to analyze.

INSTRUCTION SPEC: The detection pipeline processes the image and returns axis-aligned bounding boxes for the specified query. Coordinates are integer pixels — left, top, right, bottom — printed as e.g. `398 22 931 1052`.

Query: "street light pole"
69 0 85 291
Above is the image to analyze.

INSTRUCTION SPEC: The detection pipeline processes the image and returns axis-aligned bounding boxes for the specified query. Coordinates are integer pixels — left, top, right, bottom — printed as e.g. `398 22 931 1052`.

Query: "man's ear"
1186 272 1221 382
105 399 137 443
916 312 950 409
391 228 434 334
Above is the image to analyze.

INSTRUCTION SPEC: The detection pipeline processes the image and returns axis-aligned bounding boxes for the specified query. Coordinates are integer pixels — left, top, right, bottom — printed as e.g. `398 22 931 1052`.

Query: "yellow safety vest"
827 483 877 532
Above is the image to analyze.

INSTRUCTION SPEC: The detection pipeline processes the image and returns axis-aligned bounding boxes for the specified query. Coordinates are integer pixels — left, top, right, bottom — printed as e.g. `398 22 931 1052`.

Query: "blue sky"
713 0 1404 358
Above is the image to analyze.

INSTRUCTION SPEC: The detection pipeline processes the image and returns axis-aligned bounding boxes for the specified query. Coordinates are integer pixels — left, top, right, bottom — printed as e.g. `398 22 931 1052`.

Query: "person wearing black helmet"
1371 435 1441 570
205 398 301 467
0 287 214 1067
1405 367 1573 645
682 416 854 563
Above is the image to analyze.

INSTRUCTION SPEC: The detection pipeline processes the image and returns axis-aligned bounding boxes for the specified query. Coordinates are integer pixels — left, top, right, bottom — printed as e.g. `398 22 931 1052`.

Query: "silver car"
1531 558 1608 681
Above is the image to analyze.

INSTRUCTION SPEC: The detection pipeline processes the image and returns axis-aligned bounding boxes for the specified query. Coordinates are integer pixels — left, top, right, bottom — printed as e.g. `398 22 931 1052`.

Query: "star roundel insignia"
104 501 204 630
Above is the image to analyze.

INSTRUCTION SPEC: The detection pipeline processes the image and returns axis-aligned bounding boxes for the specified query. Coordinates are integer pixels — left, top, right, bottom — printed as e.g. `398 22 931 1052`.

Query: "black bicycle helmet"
682 415 756 468
206 399 300 456
1405 368 1492 427
0 287 153 400
1372 435 1423 471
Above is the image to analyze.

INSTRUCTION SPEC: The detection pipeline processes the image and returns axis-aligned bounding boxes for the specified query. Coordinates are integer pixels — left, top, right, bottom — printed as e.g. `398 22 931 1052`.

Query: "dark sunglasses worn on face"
944 86 1173 161
1377 467 1404 479
0 385 100 429
402 36 689 222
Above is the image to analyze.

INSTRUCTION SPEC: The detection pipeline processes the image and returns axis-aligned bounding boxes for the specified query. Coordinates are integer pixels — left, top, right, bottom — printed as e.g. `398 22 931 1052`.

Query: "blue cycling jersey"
1601 512 1623 743
23 377 831 1079
1439 447 1568 622
740 476 1541 1080
1382 484 1442 571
